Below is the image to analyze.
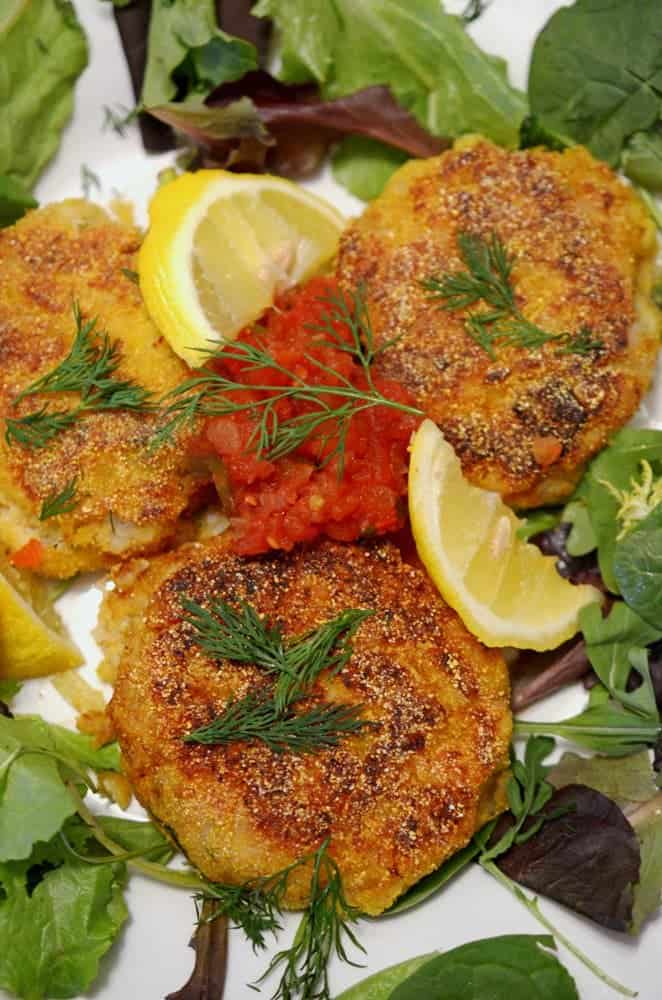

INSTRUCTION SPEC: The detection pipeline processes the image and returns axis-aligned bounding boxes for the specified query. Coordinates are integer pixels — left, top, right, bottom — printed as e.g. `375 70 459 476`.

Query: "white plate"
9 2 661 998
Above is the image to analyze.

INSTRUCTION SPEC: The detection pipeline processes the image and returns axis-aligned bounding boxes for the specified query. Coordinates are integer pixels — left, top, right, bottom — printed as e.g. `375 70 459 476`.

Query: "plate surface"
6 2 661 998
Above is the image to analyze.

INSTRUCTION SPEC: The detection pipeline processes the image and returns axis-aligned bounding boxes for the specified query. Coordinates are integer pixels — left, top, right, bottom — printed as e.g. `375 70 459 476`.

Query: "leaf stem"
481 860 637 997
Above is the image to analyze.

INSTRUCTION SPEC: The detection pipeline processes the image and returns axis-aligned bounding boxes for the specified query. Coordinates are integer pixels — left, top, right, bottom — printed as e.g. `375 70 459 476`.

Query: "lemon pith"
408 419 601 651
0 568 82 679
139 170 345 367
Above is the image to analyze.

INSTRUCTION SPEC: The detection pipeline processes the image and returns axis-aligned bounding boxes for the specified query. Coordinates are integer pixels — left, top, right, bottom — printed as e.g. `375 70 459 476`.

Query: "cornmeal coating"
0 201 209 577
104 537 511 915
337 139 660 507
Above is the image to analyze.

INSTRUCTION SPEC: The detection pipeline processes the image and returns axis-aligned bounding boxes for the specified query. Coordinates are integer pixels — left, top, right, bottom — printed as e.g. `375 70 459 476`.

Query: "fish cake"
0 201 209 577
337 139 660 508
104 536 511 915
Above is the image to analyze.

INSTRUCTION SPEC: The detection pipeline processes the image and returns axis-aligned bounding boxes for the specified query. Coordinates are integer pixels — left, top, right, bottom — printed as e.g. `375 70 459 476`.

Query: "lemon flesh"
408 419 601 651
0 560 82 679
139 170 345 367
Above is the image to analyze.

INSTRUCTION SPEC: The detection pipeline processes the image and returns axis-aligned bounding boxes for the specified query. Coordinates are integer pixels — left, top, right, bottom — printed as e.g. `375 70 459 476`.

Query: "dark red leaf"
147 72 448 179
496 784 640 932
511 638 590 712
166 908 228 1000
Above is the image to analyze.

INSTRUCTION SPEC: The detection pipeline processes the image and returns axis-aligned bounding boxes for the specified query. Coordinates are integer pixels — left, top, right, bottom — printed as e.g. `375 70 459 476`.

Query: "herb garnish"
80 164 101 199
182 599 373 752
39 477 79 521
423 232 603 360
152 286 423 467
101 103 137 137
5 303 154 450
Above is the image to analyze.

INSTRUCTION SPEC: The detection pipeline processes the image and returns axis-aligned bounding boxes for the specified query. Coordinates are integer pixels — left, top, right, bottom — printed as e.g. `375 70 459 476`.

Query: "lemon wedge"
408 419 601 651
0 559 82 679
139 170 345 367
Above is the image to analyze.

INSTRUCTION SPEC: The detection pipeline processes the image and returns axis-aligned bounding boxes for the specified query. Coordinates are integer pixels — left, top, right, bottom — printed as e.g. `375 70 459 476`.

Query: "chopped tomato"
196 277 420 555
11 538 45 570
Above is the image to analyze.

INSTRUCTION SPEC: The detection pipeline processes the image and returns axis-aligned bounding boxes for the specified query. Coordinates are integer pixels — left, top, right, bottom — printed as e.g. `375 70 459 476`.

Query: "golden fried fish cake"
104 536 511 915
337 139 660 508
0 201 209 577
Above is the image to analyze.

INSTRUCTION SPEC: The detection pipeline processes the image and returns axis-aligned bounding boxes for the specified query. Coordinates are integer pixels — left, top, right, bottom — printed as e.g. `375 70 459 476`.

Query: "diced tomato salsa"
196 277 420 555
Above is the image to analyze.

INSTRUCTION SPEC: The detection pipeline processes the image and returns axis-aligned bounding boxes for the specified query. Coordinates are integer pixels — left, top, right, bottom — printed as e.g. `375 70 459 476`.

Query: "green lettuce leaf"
254 0 527 151
335 954 436 1000
0 680 21 704
630 797 662 933
548 750 658 806
0 175 37 227
142 0 257 107
528 0 662 166
0 0 88 190
0 715 121 861
0 857 128 999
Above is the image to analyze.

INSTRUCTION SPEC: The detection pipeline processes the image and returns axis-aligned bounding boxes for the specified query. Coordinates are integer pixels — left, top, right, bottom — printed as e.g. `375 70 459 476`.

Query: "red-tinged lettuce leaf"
511 637 590 713
147 73 447 179
166 905 228 1000
496 784 640 932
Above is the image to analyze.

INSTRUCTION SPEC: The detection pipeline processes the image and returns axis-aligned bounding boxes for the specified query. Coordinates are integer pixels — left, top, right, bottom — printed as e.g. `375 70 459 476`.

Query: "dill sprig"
5 303 154 450
199 839 363 999
423 231 603 360
182 599 374 752
151 285 422 469
258 839 364 1000
185 691 369 753
39 477 79 520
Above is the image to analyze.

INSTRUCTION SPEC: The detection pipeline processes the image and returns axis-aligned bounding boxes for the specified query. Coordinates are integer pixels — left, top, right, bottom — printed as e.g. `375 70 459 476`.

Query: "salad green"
0 0 87 225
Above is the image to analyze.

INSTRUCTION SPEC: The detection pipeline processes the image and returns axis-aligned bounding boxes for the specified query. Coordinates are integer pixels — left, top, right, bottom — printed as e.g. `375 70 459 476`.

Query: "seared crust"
0 201 209 577
337 140 660 507
106 536 511 915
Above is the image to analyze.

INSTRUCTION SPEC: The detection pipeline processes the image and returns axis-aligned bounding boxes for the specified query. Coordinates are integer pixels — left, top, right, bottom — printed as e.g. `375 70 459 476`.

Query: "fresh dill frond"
151 286 422 465
424 231 603 359
257 839 364 1000
6 302 154 450
198 838 364 1000
182 599 373 752
39 477 79 520
121 267 139 285
101 103 137 137
183 599 372 713
80 164 101 199
185 691 369 753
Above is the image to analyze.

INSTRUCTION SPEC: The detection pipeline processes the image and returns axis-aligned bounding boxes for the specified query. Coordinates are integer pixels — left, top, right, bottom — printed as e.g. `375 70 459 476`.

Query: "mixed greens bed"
1 1 662 999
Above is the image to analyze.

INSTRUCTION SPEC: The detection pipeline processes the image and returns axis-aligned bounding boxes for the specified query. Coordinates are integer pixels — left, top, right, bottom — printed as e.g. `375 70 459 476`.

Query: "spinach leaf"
335 954 437 1000
389 935 578 1000
0 0 88 190
528 0 662 167
622 129 662 192
580 603 662 720
254 0 528 158
572 429 662 592
141 0 257 107
613 505 662 629
0 857 128 999
0 175 37 227
332 137 409 202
